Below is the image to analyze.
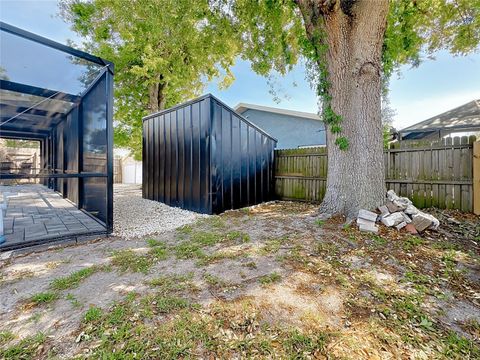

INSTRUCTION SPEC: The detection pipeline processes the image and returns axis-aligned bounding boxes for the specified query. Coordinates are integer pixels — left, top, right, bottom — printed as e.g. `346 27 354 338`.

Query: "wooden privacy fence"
114 157 122 184
83 154 122 183
274 136 479 213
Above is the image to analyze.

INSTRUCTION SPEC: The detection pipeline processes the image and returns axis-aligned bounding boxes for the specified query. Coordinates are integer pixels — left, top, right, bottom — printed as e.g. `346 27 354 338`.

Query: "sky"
1 0 479 130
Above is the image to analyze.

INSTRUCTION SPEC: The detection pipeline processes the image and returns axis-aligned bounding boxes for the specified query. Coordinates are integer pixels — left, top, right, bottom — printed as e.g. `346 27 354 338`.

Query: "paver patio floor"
1 184 105 249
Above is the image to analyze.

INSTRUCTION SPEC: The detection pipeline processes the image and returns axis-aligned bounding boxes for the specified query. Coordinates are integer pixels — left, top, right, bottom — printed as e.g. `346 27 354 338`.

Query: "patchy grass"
73 295 336 359
226 230 251 243
141 295 191 314
370 234 387 247
403 235 424 251
242 261 257 269
2 203 479 359
110 241 170 273
111 249 153 274
0 333 46 360
281 329 330 356
260 236 289 254
462 318 480 339
442 331 480 358
50 266 100 291
196 250 244 266
173 226 250 262
258 272 282 285
84 306 103 323
203 273 225 287
66 293 81 308
204 216 226 228
315 219 326 227
173 241 207 260
176 224 194 235
0 330 15 345
28 291 58 306
433 240 460 251
148 273 195 294
147 239 169 260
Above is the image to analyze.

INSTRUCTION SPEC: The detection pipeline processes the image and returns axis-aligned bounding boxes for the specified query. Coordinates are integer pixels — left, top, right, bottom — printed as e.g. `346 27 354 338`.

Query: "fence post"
474 141 480 215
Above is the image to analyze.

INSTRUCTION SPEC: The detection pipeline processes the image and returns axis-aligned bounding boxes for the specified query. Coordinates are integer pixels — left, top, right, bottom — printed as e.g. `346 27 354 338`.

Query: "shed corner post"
473 140 480 215
106 68 114 233
207 96 214 214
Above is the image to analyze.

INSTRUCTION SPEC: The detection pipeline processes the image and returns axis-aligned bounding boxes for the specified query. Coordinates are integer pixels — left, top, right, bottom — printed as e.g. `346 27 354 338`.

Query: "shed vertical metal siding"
143 96 212 213
143 94 277 214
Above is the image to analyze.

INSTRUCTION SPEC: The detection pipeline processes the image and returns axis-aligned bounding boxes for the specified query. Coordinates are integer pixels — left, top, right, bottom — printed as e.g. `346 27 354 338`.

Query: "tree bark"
148 77 166 112
298 0 389 219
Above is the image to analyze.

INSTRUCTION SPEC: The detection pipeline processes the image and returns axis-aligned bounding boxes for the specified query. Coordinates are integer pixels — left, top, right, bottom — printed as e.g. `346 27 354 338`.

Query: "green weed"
242 261 257 269
148 273 195 294
226 230 250 243
50 266 98 291
260 237 288 254
371 234 387 246
29 291 58 305
66 293 81 308
0 333 46 360
403 236 424 251
111 249 153 273
176 224 193 235
84 306 102 323
0 331 14 345
203 273 225 287
147 239 169 260
196 250 241 266
147 296 190 314
281 329 329 357
173 241 206 259
442 331 480 358
258 272 282 285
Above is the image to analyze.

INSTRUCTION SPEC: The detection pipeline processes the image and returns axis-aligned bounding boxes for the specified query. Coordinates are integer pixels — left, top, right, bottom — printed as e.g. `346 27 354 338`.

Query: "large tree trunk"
298 0 389 219
148 78 166 113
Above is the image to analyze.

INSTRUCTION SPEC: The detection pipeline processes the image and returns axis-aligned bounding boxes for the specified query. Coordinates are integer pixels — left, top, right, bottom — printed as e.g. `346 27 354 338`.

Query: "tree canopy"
61 0 479 161
60 0 239 159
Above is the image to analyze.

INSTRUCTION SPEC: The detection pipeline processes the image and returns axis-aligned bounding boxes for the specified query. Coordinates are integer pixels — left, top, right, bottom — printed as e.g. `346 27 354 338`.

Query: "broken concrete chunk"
357 217 375 226
386 190 412 211
381 212 405 227
386 201 402 213
378 205 390 217
405 223 418 235
381 215 395 227
386 190 399 202
358 209 378 222
412 211 440 232
447 217 461 225
359 223 379 233
401 212 412 224
395 221 407 230
404 204 419 215
427 213 440 230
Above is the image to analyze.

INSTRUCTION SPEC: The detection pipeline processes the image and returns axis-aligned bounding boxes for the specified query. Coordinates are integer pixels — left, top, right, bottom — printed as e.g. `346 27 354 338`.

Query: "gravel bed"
113 184 207 238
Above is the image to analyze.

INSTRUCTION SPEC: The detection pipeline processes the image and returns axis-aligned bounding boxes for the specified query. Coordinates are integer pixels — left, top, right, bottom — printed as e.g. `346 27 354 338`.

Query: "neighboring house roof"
400 99 480 133
235 103 321 121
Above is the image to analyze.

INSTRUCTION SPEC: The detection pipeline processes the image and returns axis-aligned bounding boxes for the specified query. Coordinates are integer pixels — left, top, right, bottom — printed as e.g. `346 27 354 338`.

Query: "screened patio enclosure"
0 22 114 250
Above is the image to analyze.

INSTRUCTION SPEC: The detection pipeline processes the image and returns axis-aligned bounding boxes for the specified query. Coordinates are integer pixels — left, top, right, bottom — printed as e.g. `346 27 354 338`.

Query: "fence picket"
274 136 476 211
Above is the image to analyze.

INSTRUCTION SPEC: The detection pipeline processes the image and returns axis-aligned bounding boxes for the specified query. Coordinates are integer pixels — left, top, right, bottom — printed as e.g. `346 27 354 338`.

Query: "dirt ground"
0 201 479 359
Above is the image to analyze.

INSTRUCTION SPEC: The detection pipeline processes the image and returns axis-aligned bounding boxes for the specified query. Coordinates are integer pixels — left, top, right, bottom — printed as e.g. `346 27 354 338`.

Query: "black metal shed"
0 22 114 250
142 94 277 214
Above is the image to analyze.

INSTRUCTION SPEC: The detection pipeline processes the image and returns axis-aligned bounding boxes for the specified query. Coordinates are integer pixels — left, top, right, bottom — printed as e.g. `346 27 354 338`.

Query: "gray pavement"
1 184 105 248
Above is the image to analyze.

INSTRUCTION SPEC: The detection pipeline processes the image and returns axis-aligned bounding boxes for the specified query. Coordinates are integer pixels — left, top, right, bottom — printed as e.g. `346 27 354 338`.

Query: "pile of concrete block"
357 190 440 233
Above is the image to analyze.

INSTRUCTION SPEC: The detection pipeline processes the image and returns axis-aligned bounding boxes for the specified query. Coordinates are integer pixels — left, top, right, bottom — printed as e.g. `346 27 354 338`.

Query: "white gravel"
113 184 207 238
